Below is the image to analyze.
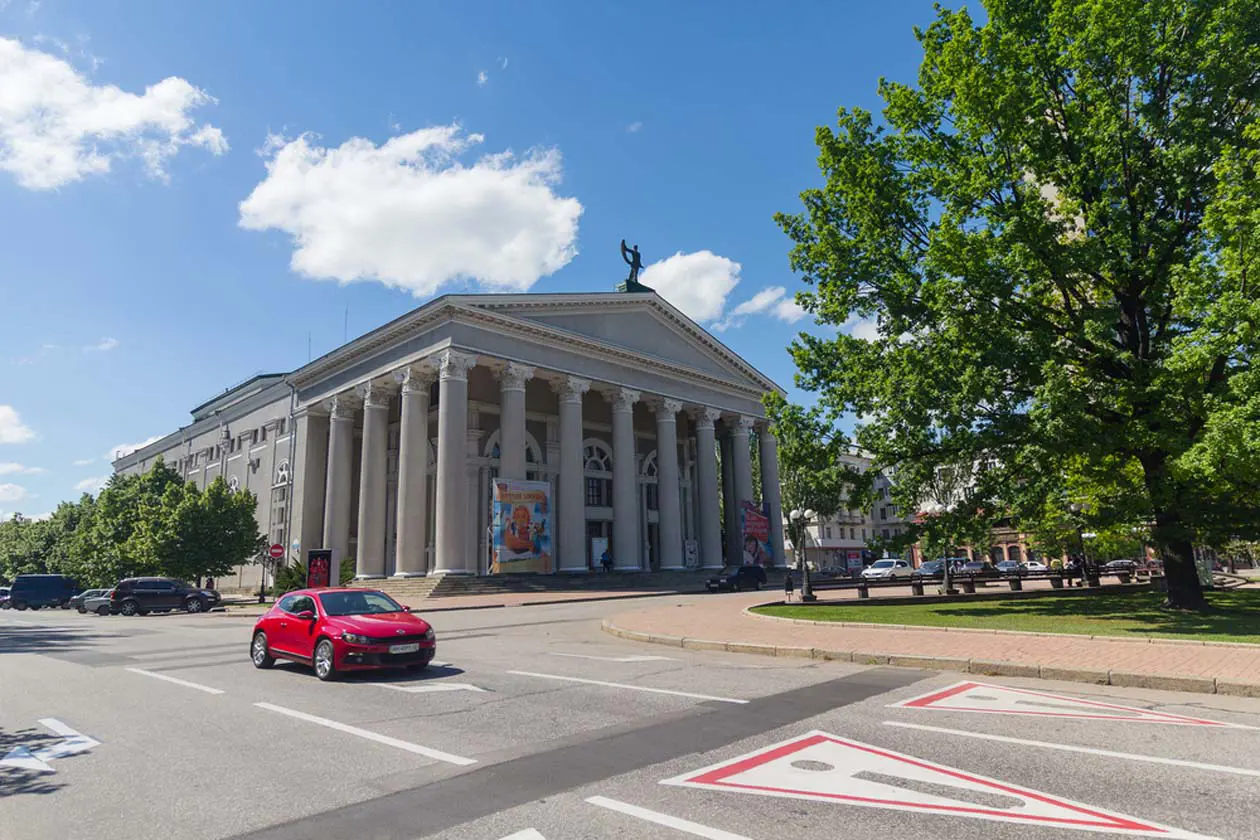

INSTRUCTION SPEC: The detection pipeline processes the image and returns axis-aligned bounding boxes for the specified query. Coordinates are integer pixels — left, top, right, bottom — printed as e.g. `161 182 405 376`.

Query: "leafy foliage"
777 0 1260 608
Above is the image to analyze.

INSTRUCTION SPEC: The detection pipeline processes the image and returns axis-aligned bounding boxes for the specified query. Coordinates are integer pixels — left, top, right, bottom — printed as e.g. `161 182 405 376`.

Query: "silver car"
82 590 114 616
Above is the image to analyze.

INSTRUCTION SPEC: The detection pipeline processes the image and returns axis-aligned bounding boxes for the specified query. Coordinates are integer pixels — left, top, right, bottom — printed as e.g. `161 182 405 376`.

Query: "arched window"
640 450 658 510
483 430 543 480
227 475 240 492
989 546 1004 564
1007 545 1022 564
275 459 290 485
583 439 613 507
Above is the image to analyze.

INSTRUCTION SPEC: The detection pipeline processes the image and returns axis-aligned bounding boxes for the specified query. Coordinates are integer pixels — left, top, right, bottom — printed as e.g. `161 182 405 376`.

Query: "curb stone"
599 619 1244 698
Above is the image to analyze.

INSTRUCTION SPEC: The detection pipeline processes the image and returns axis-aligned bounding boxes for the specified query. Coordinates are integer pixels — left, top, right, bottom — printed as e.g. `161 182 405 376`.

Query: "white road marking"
507 671 748 704
498 831 547 840
124 667 225 695
374 682 488 695
884 720 1260 778
1 719 101 773
586 796 754 839
253 702 476 766
549 652 675 663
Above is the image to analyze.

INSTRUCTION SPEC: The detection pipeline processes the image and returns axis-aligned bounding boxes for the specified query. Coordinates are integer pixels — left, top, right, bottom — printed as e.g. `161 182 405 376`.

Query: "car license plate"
389 642 420 654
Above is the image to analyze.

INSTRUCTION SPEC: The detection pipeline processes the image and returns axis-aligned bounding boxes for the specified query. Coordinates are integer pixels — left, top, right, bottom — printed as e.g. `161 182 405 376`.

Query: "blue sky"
0 0 938 517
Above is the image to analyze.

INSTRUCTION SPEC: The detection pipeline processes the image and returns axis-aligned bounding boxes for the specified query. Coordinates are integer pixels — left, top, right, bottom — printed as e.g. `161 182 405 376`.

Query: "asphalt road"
3 598 1260 840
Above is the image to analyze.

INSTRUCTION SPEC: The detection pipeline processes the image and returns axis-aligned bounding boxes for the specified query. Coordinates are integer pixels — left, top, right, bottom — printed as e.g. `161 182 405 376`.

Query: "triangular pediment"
459 293 778 393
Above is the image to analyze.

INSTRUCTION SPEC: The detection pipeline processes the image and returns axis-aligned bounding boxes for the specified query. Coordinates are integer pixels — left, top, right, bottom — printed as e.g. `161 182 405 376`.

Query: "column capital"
395 365 435 394
499 361 536 391
689 406 722 431
356 381 393 409
732 415 757 435
324 393 360 422
437 349 478 381
550 375 590 402
603 387 641 412
650 397 684 418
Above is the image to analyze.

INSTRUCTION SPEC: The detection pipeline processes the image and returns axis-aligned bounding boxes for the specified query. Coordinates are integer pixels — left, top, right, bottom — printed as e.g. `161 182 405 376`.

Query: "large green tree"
131 476 264 585
777 0 1260 609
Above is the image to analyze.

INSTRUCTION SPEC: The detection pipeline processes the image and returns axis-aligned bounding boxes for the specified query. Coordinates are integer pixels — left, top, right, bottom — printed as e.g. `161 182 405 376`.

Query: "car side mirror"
296 610 315 621
403 605 412 612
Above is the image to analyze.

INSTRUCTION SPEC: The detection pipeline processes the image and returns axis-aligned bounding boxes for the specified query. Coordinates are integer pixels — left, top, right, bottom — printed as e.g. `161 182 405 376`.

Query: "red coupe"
250 588 436 681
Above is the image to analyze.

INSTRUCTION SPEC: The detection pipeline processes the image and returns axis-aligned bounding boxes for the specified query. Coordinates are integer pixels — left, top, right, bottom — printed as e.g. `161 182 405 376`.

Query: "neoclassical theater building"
114 291 786 587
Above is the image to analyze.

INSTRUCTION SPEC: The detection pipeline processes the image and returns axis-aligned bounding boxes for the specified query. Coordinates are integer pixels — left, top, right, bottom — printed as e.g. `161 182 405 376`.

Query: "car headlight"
423 628 435 641
341 632 369 644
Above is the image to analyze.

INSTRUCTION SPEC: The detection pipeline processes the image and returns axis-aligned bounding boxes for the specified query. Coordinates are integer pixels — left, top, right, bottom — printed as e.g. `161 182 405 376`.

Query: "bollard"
1050 576 1064 589
961 578 976 594
857 583 870 599
911 581 925 596
1007 577 1022 591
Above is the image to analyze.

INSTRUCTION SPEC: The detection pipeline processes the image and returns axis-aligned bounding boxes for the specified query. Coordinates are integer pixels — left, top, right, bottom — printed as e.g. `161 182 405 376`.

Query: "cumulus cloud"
477 70 488 86
626 121 642 133
841 314 880 342
498 56 508 70
712 286 809 332
84 336 119 352
0 482 27 503
73 475 109 494
0 405 35 444
0 36 227 190
72 457 95 466
108 434 162 461
0 462 44 474
641 250 742 323
239 125 583 298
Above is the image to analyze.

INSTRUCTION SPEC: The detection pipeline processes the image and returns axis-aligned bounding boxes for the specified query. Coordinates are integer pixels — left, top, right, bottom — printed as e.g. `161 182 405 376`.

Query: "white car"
860 559 914 580
1025 560 1048 571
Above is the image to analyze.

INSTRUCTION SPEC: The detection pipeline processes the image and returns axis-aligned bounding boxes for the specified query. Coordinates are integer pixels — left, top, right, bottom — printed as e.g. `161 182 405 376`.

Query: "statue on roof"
618 239 653 293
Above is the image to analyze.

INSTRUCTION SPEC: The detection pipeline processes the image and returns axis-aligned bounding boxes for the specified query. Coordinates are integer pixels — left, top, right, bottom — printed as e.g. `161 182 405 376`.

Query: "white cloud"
0 462 44 474
239 125 583 297
498 56 508 70
84 336 119 352
641 250 742 323
0 405 36 444
477 70 488 86
72 457 95 466
711 285 809 332
26 511 52 521
108 434 162 461
0 37 228 190
626 121 642 133
73 475 108 494
842 314 880 342
0 482 27 502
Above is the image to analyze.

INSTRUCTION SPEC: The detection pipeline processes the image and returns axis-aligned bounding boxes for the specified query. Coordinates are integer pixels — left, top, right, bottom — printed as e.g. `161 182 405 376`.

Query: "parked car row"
0 573 221 615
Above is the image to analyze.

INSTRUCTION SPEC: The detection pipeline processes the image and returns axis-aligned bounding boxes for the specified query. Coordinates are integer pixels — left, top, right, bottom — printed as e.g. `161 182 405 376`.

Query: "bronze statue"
620 239 644 284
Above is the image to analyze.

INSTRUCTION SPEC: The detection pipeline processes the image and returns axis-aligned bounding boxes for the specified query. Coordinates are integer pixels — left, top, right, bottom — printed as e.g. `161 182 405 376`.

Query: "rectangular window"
585 477 607 507
277 418 286 435
645 483 659 511
825 526 832 539
862 528 867 540
849 527 855 540
259 427 267 442
882 528 890 539
880 507 888 521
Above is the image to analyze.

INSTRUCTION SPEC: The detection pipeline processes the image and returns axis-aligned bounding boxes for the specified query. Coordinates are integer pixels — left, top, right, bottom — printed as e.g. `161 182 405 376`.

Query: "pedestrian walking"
601 549 614 573
784 571 795 602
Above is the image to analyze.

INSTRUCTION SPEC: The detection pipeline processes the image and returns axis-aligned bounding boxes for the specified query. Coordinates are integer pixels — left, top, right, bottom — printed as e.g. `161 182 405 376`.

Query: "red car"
250 588 435 681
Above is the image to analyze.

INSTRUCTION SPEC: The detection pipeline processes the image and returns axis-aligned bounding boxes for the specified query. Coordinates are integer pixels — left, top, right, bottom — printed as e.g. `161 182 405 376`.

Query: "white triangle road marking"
374 682 488 694
497 830 547 840
662 730 1215 838
550 652 676 662
0 745 54 773
893 680 1252 728
0 718 100 773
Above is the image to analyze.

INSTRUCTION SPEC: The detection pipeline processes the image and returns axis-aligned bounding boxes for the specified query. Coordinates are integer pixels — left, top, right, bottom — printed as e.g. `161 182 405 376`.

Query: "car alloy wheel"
184 598 204 614
120 600 139 616
314 640 336 681
251 632 275 669
96 605 110 616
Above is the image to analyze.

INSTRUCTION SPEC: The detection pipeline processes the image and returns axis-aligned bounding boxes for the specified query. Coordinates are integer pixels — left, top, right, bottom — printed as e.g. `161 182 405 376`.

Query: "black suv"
111 578 222 616
706 564 768 593
8 574 81 610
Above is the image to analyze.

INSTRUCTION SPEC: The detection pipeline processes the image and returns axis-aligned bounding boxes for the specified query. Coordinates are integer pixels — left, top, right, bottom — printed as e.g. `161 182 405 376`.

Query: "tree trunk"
1154 529 1208 610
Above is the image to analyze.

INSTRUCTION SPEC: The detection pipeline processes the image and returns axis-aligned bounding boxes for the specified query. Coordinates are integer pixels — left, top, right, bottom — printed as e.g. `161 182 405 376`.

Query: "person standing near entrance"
784 571 795 602
601 548 613 573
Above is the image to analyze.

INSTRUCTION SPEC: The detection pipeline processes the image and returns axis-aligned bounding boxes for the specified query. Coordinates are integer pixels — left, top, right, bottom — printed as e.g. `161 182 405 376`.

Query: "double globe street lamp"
789 508 818 602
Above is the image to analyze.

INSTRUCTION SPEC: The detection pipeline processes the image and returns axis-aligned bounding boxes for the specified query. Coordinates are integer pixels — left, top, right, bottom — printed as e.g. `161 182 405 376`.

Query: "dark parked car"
912 560 946 579
960 561 1000 578
8 574 81 610
1102 559 1139 573
111 577 222 616
706 565 768 593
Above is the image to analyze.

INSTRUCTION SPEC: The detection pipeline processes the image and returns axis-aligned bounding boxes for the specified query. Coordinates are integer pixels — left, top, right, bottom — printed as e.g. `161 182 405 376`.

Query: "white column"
354 382 391 579
759 424 786 567
721 432 739 566
692 407 723 569
466 407 484 575
498 362 534 480
433 349 477 575
292 407 328 564
608 387 641 570
393 366 432 576
653 398 684 570
553 376 590 573
732 415 755 505
322 394 357 582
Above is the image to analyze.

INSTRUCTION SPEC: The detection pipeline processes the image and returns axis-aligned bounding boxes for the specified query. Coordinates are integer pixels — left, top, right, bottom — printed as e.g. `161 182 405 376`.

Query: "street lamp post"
789 508 818 602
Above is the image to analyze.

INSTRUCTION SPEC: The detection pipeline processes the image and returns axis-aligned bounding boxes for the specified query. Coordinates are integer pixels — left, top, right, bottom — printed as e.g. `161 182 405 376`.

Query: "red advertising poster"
306 549 332 588
740 501 772 566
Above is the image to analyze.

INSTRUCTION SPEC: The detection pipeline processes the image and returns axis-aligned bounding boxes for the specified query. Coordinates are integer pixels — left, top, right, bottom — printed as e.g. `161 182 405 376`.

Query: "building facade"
114 292 786 587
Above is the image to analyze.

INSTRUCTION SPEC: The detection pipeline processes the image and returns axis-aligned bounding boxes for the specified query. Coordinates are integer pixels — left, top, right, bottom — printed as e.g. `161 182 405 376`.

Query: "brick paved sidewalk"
603 592 1260 698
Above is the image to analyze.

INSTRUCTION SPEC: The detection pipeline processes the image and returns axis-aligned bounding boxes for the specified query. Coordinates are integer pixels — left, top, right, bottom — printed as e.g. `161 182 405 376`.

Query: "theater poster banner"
740 500 772 566
491 479 553 574
306 549 332 588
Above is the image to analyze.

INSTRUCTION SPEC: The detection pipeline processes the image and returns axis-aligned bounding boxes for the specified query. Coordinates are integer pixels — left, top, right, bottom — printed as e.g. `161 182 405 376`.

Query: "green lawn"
754 589 1260 644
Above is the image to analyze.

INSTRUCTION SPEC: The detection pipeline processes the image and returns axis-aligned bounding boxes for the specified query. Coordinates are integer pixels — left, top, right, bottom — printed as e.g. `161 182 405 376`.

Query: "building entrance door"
586 520 610 569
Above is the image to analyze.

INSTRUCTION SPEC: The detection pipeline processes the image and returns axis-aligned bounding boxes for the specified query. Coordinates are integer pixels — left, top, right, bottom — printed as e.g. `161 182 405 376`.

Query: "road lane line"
373 682 488 694
585 796 754 839
253 702 476 766
507 671 748 704
124 667 225 695
550 652 676 662
884 721 1260 778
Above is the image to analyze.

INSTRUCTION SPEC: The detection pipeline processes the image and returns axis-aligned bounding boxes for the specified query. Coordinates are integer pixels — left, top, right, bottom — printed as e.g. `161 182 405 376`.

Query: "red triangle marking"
894 681 1237 727
662 731 1211 838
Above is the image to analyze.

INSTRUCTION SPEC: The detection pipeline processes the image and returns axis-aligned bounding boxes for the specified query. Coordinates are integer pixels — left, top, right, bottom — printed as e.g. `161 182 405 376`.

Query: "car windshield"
318 591 405 616
870 561 894 569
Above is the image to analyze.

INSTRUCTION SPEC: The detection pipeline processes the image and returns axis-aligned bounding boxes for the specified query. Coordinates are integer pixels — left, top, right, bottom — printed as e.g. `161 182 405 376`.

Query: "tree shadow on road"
0 626 111 655
0 727 66 797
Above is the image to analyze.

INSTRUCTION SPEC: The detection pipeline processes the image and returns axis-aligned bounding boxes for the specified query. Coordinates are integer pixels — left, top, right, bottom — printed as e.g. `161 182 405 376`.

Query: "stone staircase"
353 569 776 601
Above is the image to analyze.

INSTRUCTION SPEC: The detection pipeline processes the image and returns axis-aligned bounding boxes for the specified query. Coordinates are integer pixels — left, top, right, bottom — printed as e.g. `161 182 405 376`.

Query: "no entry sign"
268 543 285 560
